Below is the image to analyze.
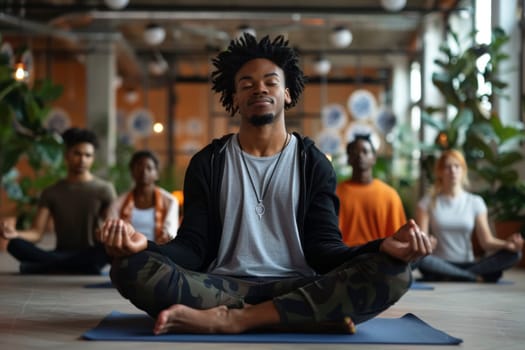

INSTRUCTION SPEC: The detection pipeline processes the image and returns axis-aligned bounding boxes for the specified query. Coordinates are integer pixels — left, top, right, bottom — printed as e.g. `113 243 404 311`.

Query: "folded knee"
359 253 411 301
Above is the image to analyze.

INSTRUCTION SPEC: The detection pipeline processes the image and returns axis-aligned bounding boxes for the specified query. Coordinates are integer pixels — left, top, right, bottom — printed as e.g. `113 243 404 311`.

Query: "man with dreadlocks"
98 34 432 334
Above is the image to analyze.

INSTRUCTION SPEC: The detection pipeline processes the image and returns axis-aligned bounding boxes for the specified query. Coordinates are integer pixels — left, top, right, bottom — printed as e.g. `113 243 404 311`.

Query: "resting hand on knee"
97 219 148 257
380 219 432 262
504 233 524 252
0 221 18 240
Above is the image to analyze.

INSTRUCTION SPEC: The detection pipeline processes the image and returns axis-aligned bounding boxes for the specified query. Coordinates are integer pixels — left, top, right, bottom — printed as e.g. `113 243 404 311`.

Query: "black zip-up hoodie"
147 132 383 274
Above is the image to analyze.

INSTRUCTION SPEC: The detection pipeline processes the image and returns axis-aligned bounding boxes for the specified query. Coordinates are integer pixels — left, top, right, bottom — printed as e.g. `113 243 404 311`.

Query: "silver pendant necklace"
238 133 289 220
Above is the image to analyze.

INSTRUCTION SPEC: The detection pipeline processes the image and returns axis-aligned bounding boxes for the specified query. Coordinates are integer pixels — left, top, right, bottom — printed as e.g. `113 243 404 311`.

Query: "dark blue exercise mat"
83 311 462 345
409 281 435 290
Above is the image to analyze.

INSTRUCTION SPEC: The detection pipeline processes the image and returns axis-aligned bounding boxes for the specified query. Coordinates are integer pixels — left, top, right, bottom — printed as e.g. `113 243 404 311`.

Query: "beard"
248 113 275 126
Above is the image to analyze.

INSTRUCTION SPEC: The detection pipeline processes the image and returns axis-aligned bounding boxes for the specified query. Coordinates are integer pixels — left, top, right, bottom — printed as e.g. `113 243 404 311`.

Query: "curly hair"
211 33 306 116
61 127 99 150
129 150 159 170
346 134 376 155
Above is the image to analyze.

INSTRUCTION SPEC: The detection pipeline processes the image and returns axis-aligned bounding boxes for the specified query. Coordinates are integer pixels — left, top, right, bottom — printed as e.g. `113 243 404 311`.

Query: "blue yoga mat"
83 311 462 345
410 281 435 290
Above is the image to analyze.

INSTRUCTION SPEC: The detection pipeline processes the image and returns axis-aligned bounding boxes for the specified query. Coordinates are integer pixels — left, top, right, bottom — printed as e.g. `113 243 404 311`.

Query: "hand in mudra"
505 233 524 252
0 220 18 240
380 219 433 262
97 219 147 257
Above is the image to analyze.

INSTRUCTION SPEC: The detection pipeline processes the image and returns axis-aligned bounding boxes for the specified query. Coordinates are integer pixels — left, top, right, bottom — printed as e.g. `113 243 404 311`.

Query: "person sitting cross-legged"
1 127 116 274
414 149 523 282
108 150 179 244
98 34 432 335
336 134 407 247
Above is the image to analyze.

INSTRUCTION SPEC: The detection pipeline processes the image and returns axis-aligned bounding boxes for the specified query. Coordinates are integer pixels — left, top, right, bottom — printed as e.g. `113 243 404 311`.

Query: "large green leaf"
464 132 495 163
421 112 446 130
0 103 14 141
450 108 473 129
0 65 13 81
494 151 524 168
0 140 29 175
432 72 461 106
26 135 63 170
34 79 64 102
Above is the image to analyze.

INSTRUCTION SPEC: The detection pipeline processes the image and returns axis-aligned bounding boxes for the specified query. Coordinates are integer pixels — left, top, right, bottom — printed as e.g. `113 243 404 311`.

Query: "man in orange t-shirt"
336 135 406 247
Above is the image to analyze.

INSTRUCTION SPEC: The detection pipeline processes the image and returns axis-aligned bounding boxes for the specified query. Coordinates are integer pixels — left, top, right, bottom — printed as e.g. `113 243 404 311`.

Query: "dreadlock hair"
346 134 376 155
211 33 306 116
62 127 99 150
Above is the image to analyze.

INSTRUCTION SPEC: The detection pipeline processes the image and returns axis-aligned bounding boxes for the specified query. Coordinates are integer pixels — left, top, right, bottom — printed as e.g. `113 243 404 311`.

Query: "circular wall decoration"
375 108 397 134
321 104 347 130
347 89 377 120
185 118 204 136
128 108 153 137
316 129 343 156
45 107 71 133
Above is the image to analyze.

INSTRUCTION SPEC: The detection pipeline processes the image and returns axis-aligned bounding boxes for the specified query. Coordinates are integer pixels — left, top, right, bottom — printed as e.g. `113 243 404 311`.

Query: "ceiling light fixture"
104 0 129 10
13 62 28 81
124 88 139 104
380 0 407 12
13 50 33 83
148 52 169 76
330 26 352 48
143 24 166 46
313 57 331 75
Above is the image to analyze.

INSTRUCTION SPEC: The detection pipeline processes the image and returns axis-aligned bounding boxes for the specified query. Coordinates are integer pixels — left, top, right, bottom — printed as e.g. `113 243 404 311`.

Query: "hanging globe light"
380 0 407 12
104 0 129 10
143 24 166 46
330 26 352 48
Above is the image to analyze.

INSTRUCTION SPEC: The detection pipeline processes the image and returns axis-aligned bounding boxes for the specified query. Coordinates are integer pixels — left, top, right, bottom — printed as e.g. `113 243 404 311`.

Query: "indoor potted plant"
0 36 64 230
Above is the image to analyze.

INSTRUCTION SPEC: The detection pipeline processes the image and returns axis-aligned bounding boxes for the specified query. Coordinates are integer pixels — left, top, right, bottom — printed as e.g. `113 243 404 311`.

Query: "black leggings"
7 238 109 274
414 250 521 282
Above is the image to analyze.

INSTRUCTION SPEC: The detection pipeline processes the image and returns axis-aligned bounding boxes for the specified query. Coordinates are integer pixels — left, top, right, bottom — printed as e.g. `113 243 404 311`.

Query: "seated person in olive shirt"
0 127 116 274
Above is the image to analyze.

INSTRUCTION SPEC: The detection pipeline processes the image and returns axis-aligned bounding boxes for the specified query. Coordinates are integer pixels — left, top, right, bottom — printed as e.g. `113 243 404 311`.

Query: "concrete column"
85 40 117 169
421 13 446 145
390 55 410 125
492 0 521 125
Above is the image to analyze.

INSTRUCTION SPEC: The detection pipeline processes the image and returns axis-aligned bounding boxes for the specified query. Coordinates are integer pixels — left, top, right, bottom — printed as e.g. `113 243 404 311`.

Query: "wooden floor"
1 235 524 350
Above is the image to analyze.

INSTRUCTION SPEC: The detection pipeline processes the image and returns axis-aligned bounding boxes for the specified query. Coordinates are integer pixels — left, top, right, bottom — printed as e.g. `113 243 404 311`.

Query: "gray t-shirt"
39 177 116 251
208 134 316 278
418 191 487 262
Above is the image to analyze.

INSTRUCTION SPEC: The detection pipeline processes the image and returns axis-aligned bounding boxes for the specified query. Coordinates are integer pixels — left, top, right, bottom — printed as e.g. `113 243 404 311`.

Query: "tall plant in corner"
421 27 525 223
0 36 64 228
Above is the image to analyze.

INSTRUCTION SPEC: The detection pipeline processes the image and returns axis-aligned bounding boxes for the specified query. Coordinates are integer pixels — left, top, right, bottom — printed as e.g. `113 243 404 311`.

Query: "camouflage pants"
110 251 411 325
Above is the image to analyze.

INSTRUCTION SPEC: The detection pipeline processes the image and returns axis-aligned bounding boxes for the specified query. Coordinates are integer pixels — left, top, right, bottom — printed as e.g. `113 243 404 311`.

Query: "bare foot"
154 304 243 334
